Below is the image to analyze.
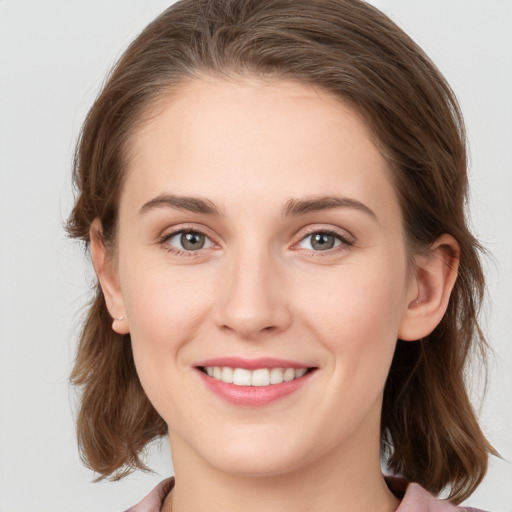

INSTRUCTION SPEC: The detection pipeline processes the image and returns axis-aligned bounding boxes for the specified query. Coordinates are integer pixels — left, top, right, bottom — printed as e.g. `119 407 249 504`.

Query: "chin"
210 452 304 478
196 432 319 478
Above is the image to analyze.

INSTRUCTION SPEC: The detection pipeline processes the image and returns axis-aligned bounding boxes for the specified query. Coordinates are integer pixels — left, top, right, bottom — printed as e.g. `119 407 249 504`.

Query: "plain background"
0 1 511 511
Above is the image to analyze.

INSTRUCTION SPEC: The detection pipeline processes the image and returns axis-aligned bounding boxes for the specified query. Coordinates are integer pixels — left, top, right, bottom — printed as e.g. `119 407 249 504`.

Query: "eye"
164 230 214 252
296 230 348 251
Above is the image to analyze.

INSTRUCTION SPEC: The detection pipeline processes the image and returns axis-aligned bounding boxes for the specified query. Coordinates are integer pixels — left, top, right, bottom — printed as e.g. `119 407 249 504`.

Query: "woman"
67 0 495 510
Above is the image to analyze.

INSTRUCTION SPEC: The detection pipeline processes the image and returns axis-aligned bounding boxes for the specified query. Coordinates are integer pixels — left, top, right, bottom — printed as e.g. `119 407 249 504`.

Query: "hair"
67 0 495 502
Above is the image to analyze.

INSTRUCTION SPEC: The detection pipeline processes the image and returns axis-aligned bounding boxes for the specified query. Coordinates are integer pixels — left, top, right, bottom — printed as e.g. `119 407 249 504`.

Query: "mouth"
199 366 311 386
194 358 317 406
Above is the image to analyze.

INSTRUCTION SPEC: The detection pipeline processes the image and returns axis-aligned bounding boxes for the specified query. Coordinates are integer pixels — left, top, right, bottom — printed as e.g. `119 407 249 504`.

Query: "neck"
165 426 399 512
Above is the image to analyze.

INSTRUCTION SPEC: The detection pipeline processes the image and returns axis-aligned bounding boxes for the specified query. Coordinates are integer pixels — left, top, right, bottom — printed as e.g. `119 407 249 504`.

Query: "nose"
214 247 292 340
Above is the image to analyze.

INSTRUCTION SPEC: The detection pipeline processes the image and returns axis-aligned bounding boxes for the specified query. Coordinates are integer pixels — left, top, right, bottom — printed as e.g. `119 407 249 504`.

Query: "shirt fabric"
124 477 487 512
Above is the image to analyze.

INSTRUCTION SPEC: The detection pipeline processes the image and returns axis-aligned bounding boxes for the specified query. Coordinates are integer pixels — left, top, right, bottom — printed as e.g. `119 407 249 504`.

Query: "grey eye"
181 232 205 250
310 233 336 250
298 232 342 251
166 230 213 251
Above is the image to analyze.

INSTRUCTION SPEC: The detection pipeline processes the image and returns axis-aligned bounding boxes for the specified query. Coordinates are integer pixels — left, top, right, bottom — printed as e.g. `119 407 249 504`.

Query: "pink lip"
194 358 316 407
195 357 310 370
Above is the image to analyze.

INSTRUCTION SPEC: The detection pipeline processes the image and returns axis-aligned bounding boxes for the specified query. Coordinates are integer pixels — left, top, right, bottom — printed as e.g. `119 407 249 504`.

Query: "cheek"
118 262 217 420
300 256 408 384
119 256 215 366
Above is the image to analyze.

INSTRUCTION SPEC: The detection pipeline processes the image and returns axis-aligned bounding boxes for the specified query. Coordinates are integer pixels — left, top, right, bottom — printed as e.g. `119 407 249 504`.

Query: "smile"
195 357 316 406
202 366 308 386
196 359 316 406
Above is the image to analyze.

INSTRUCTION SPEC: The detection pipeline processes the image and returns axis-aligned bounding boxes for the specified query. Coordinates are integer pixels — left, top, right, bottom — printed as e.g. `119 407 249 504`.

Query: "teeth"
270 368 284 384
233 368 252 386
203 366 309 386
251 369 270 387
221 367 233 384
283 368 295 382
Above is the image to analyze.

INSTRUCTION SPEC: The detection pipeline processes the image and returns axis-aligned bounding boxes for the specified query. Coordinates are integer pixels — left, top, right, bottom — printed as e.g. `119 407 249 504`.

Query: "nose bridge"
215 239 291 338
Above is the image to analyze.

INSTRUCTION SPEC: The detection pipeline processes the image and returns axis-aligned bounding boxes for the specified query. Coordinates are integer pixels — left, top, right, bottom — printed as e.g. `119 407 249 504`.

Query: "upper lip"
195 357 314 370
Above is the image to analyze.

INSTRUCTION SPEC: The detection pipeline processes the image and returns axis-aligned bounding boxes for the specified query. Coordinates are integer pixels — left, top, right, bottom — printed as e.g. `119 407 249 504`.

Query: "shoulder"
124 476 489 512
386 477 489 512
123 477 175 512
399 482 488 512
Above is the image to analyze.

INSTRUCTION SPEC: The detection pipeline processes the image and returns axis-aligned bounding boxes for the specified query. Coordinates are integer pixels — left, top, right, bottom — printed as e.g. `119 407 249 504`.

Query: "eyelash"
159 226 216 257
293 228 354 257
159 226 354 257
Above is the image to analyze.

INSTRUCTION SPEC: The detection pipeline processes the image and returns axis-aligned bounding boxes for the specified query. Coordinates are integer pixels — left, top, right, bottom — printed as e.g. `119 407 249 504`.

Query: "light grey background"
0 1 511 511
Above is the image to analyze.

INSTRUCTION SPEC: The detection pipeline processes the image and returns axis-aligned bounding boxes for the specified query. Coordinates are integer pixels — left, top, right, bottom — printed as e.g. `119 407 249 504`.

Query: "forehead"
123 77 398 221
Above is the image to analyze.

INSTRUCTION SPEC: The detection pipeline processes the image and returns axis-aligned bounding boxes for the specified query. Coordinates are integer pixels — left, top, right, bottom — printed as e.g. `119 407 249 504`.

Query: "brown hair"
67 0 495 501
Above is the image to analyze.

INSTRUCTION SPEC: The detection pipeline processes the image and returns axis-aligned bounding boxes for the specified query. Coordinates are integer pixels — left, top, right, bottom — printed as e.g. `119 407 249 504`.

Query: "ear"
398 234 460 341
90 218 129 335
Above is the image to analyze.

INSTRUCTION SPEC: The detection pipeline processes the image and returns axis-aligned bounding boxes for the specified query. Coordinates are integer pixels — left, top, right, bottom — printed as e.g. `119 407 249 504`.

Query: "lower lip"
197 370 314 406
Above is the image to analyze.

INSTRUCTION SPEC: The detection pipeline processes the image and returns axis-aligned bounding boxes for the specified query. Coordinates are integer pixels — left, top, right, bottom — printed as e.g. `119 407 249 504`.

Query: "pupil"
181 232 205 250
312 233 334 250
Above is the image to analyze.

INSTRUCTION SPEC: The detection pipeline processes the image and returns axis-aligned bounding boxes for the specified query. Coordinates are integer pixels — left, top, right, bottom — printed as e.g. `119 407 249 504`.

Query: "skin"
92 78 459 512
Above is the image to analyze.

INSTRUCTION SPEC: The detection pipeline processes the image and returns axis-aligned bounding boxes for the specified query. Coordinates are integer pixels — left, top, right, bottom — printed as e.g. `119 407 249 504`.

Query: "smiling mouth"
199 366 313 386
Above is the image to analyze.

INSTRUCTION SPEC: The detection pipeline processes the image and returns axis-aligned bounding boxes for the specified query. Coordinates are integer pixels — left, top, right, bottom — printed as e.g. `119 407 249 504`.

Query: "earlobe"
398 234 460 341
90 219 129 335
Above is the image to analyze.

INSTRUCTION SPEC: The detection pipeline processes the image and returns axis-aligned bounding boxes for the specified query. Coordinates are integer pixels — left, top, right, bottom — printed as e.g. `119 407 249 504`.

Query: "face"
100 78 420 477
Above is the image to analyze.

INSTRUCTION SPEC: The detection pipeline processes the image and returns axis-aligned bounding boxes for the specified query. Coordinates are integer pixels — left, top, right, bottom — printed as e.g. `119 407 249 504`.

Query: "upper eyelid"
159 225 219 250
160 227 217 256
295 234 350 249
160 223 216 239
293 225 354 243
158 223 354 248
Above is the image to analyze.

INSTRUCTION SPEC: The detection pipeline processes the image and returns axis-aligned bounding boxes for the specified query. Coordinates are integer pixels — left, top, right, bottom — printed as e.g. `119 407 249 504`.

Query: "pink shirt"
124 477 487 512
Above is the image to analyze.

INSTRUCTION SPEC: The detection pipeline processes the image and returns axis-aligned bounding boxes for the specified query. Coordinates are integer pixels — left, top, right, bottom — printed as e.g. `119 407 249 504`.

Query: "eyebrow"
139 194 221 216
281 195 377 219
138 193 376 220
